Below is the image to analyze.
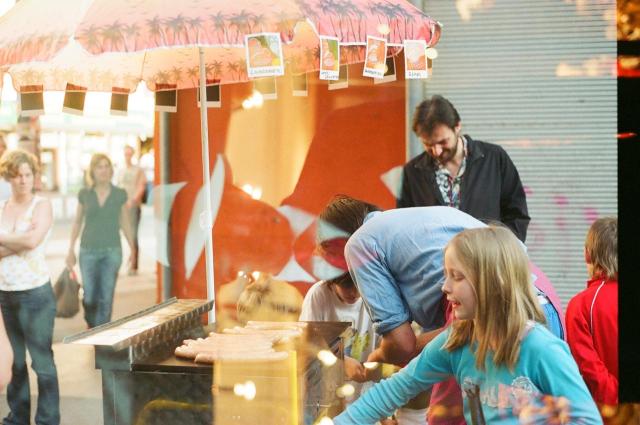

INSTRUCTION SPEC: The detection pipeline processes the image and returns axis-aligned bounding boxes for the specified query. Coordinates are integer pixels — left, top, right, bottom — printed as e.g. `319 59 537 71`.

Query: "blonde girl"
334 227 601 425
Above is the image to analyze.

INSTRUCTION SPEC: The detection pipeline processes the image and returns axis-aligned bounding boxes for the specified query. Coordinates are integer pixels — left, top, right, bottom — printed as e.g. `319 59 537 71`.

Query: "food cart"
64 298 349 425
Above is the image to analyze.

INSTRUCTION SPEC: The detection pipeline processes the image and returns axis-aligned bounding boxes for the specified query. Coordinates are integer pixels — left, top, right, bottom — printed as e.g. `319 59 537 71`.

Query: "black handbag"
53 268 81 318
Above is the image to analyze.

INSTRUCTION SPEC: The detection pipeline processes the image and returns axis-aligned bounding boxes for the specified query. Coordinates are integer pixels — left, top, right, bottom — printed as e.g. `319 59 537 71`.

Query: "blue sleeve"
345 234 410 335
334 330 454 425
534 284 564 340
542 302 564 340
531 335 602 424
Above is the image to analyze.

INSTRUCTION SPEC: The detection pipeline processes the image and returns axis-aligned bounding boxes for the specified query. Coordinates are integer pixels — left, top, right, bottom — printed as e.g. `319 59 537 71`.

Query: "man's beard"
436 134 460 165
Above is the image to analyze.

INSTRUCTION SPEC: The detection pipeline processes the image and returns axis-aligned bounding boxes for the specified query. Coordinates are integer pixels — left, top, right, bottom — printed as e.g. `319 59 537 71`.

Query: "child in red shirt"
566 217 618 410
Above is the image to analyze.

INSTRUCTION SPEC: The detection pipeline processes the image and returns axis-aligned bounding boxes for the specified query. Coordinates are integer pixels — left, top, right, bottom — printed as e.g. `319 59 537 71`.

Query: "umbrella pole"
198 47 216 324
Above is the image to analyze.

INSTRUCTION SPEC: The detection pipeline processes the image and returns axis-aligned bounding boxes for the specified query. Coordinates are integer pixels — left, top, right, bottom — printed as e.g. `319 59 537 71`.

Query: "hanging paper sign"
253 77 277 100
245 33 284 79
363 36 387 79
328 64 348 90
404 40 429 79
62 83 87 116
374 56 397 84
197 79 222 108
319 36 340 81
18 85 44 117
292 73 308 97
110 87 130 116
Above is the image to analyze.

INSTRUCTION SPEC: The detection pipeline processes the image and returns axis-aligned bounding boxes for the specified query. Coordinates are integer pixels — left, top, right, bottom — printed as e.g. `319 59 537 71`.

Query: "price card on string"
319 36 340 81
363 36 387 79
404 40 429 79
245 33 284 79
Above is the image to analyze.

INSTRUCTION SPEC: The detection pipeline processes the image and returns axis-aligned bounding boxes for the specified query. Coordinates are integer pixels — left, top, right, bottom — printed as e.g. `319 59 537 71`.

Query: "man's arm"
367 324 447 366
499 148 530 242
416 326 447 353
367 322 417 366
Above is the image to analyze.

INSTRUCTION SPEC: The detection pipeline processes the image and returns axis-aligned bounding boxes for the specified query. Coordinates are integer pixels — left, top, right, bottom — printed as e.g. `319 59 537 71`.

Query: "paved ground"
1 205 159 425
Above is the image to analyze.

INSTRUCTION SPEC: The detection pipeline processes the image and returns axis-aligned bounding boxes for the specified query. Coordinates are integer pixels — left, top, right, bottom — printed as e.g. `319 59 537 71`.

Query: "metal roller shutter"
410 0 617 307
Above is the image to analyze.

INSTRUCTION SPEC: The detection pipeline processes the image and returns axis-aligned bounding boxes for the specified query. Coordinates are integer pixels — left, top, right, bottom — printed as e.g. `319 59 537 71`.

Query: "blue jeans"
79 247 122 328
0 282 60 425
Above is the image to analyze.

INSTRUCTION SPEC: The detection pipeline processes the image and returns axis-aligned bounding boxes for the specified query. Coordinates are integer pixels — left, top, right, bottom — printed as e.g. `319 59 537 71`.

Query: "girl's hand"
66 251 76 269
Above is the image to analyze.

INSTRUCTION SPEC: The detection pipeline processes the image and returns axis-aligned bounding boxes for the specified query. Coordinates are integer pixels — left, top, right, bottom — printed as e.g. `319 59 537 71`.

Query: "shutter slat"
416 0 616 308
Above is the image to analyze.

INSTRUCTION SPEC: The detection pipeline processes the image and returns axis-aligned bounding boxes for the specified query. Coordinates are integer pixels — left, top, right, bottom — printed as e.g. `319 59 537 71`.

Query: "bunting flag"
62 83 87 115
110 86 130 116
18 84 44 117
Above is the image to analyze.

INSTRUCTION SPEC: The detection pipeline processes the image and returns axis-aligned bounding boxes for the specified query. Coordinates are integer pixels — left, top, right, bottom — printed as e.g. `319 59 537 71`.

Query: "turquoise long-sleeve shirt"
334 323 602 425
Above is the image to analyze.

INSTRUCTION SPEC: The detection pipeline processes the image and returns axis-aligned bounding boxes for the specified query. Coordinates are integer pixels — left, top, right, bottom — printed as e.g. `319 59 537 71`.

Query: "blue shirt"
345 207 485 334
334 324 602 425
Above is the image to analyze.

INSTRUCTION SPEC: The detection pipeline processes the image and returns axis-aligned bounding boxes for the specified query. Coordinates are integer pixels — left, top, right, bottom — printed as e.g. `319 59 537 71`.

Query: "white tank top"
0 195 51 291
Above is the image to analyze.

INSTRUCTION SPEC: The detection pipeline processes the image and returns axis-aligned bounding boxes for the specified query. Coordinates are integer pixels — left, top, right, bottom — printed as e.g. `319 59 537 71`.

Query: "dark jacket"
397 136 530 241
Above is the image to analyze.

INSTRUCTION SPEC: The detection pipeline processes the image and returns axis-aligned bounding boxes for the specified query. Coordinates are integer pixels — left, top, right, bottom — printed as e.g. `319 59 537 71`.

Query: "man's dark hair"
319 195 381 236
319 195 381 288
412 95 461 137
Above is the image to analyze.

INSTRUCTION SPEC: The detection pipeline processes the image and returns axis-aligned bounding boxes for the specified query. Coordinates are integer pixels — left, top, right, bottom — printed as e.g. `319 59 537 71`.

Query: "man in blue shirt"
318 196 562 366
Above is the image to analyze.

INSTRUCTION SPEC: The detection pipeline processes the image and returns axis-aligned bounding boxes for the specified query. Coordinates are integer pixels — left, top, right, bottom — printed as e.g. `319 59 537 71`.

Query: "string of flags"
11 32 437 117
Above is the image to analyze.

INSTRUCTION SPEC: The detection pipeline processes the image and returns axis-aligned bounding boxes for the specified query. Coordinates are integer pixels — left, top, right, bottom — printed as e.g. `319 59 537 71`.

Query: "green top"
79 184 127 249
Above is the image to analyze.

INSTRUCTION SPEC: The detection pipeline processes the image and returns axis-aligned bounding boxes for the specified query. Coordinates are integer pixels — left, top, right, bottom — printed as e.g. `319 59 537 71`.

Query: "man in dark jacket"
397 95 530 242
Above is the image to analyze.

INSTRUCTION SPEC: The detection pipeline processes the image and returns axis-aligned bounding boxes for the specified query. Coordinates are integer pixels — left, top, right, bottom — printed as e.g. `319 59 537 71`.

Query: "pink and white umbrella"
0 0 441 322
1 0 441 89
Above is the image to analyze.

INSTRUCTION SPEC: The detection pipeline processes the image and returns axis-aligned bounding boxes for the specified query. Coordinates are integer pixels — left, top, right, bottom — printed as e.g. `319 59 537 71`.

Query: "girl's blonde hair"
585 217 617 280
443 226 545 371
86 153 113 187
0 149 40 180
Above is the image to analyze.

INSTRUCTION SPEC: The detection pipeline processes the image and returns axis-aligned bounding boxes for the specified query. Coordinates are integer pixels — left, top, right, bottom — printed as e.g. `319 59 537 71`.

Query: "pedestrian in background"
566 217 618 416
66 153 135 328
398 95 530 242
0 149 59 425
117 145 146 276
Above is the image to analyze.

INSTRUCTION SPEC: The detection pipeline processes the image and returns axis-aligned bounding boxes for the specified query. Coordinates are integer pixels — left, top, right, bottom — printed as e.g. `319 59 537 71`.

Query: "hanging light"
377 23 390 35
317 350 338 366
336 384 355 398
241 90 264 109
233 380 257 401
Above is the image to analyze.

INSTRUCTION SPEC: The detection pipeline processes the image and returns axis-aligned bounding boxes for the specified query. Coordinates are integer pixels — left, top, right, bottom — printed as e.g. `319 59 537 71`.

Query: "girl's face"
92 159 112 184
9 162 34 196
442 246 477 320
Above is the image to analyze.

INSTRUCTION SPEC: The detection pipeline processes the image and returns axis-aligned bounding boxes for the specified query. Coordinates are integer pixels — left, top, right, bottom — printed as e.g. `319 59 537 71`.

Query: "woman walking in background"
66 153 135 328
0 149 59 425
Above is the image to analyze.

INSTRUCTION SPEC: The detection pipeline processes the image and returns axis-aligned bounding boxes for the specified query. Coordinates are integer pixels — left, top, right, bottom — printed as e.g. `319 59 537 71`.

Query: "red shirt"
565 276 618 405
